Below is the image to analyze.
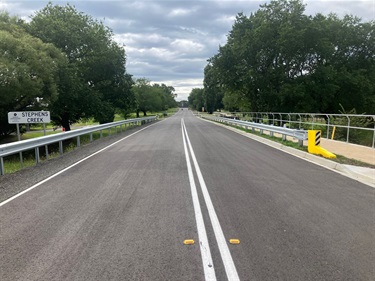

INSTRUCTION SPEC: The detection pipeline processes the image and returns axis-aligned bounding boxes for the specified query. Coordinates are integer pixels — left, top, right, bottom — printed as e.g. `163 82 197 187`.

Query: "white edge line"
181 118 216 281
183 120 240 281
0 122 158 208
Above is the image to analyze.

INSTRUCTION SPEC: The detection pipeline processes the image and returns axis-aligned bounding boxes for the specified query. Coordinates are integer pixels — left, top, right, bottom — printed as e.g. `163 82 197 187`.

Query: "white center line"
182 118 240 281
181 118 217 281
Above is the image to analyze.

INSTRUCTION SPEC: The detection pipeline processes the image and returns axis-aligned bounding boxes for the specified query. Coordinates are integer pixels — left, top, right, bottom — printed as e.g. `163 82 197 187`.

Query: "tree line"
189 0 375 115
0 3 177 136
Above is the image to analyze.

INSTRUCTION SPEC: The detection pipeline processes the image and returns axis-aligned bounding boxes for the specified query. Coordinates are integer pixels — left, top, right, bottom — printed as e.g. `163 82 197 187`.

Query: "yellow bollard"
308 130 336 159
331 126 336 140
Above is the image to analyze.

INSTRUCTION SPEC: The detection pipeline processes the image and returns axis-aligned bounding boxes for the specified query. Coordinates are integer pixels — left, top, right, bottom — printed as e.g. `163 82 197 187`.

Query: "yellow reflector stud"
183 239 195 245
229 239 240 244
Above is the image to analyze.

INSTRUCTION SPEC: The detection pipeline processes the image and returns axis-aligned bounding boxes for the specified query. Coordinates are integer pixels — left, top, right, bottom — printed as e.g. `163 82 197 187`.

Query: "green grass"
22 130 61 140
3 155 36 174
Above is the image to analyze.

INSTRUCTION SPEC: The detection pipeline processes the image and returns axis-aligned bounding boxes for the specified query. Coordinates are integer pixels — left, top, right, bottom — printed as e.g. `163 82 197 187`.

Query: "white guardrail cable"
0 116 157 175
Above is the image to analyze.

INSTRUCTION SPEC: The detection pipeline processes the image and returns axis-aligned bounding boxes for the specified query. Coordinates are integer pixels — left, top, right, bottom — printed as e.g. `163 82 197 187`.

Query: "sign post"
8 111 51 167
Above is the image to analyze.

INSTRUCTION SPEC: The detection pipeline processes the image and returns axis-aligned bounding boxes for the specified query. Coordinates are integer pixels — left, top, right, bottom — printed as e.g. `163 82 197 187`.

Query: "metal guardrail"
226 112 375 148
201 115 308 143
0 116 157 175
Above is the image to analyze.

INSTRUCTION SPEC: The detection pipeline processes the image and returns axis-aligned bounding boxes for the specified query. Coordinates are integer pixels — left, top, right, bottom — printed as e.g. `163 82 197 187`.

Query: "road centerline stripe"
182 118 240 281
181 118 216 281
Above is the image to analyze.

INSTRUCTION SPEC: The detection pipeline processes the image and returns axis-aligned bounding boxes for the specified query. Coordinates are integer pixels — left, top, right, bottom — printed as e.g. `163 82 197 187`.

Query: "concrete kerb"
200 117 375 188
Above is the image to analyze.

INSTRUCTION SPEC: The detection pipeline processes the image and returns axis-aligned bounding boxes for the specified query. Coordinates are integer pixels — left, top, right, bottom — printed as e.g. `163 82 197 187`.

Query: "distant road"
1 111 374 280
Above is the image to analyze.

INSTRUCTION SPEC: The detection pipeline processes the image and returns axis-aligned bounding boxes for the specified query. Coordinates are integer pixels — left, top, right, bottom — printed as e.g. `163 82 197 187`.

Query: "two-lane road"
1 111 374 280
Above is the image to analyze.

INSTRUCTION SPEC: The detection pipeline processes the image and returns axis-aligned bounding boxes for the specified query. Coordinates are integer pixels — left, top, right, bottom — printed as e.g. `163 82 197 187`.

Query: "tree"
0 12 66 136
152 83 177 110
178 100 188 108
131 79 177 117
28 3 134 128
203 63 224 113
132 79 162 117
205 0 375 114
188 88 205 111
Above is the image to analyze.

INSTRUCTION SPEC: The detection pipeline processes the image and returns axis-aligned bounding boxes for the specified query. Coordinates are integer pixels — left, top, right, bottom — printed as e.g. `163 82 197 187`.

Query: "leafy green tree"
0 12 66 135
178 100 188 108
152 83 177 110
131 79 177 117
28 3 134 128
188 88 205 111
206 0 375 114
132 79 162 117
203 63 224 113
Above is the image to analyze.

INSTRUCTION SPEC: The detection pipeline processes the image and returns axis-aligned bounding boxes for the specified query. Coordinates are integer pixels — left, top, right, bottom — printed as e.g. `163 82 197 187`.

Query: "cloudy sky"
1 0 374 100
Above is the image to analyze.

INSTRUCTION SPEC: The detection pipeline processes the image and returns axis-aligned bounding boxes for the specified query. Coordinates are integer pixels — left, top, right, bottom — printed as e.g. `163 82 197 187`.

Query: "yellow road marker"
183 239 195 245
229 239 240 244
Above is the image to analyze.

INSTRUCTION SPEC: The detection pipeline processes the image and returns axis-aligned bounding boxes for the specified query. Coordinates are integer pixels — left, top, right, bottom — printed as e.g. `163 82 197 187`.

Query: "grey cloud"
2 0 373 100
305 0 374 21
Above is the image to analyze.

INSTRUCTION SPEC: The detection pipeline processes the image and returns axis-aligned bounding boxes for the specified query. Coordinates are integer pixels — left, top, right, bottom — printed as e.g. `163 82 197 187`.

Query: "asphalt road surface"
1 111 374 281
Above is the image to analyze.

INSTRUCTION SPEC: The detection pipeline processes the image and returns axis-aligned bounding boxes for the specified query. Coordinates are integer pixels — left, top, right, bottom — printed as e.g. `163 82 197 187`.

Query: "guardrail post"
108 128 111 136
90 133 93 142
45 145 49 160
35 147 40 164
19 152 23 168
77 136 80 147
346 116 350 143
0 157 4 175
59 141 63 155
100 130 103 138
326 115 330 139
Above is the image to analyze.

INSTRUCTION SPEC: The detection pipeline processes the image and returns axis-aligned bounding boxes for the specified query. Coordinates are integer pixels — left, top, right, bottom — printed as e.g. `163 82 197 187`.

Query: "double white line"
181 118 240 281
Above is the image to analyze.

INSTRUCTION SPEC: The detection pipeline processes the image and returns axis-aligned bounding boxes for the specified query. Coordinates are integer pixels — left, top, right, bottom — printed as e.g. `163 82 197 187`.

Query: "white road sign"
8 111 51 124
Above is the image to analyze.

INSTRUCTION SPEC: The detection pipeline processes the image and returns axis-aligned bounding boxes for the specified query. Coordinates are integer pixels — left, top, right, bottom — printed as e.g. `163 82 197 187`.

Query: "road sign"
8 111 51 124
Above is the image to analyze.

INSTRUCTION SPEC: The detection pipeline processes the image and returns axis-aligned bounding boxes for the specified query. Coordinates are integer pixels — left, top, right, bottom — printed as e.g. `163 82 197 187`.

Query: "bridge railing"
0 116 157 175
201 115 308 144
218 112 375 148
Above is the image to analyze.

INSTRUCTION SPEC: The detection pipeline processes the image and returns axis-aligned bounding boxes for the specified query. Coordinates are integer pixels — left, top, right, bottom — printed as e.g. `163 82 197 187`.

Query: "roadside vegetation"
0 4 178 138
188 0 374 138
